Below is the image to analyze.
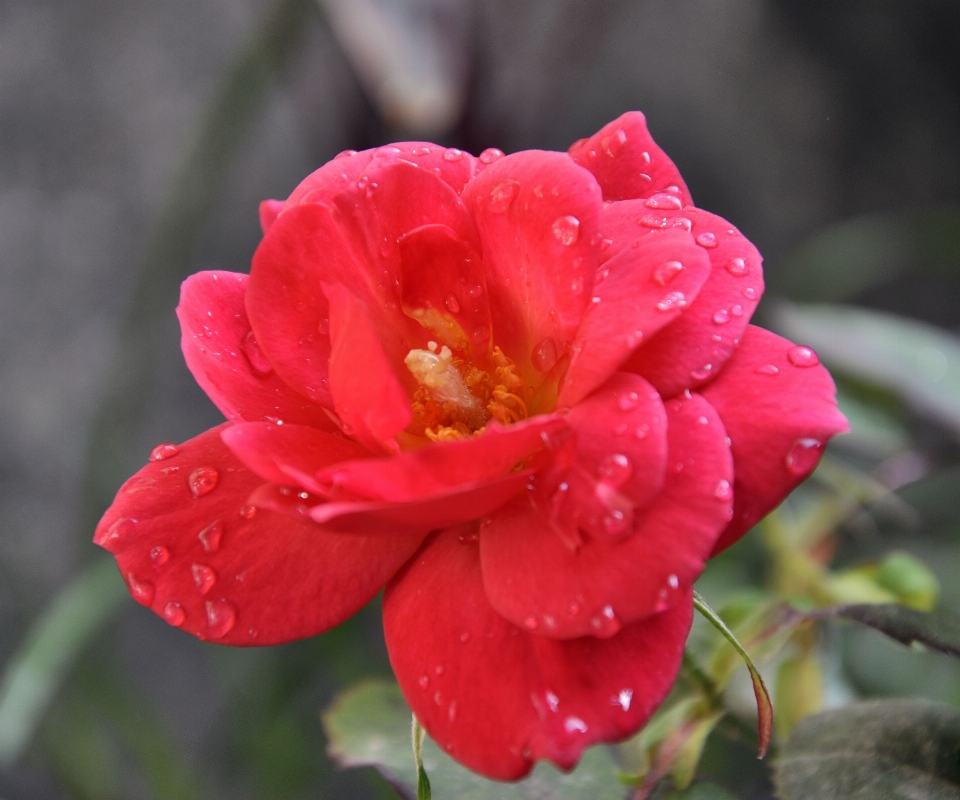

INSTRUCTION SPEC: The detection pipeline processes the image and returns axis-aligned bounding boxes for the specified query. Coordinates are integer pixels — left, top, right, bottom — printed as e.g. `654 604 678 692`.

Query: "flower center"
404 342 530 441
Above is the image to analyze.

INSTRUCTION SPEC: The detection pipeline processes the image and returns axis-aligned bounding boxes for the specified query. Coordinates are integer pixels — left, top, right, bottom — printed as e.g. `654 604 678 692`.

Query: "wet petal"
383 528 693 780
94 425 425 646
701 325 849 554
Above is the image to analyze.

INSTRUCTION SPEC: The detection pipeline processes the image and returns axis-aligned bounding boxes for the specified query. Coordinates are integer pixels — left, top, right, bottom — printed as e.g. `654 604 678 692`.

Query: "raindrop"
443 148 465 162
239 505 257 519
601 128 627 157
731 304 744 317
433 691 443 705
653 260 684 286
205 599 237 638
755 364 780 376
644 193 683 211
546 691 560 712
188 466 219 498
532 337 559 372
570 276 584 295
635 424 650 439
127 574 155 606
150 443 179 461
419 675 430 689
602 510 629 535
618 392 639 411
149 545 170 566
523 616 538 630
785 438 822 475
375 146 402 159
552 215 581 246
334 149 357 160
715 479 733 501
614 422 628 436
192 564 217 594
668 574 679 589
626 330 643 348
696 232 718 248
479 148 504 164
448 701 458 722
598 453 632 487
616 689 633 711
197 520 224 553
568 601 581 615
411 146 431 156
163 602 186 626
639 214 668 229
564 716 588 734
656 291 687 312
712 309 730 325
489 180 520 213
459 631 470 643
640 151 651 165
672 217 692 231
787 345 819 368
743 287 758 300
726 257 749 277
445 294 460 313
691 365 713 381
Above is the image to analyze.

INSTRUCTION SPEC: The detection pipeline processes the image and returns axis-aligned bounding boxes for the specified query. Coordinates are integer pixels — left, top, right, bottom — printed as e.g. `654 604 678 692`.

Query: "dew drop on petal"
598 453 632 487
713 309 730 325
696 232 718 248
726 257 749 277
150 443 179 461
188 466 219 498
523 616 538 630
639 214 668 229
532 337 559 372
411 146 431 156
731 304 744 317
625 330 643 348
653 260 684 286
239 505 257 520
241 332 274 376
205 598 237 638
444 294 460 314
618 392 639 411
616 689 633 711
656 291 687 312
443 147 465 162
419 675 430 689
149 545 169 566
691 364 713 381
127 573 155 606
755 364 780 376
743 287 758 300
163 602 186 626
785 438 823 475
715 479 733 500
448 700 458 722
459 631 470 643
644 192 683 211
787 345 820 367
489 179 520 213
672 216 692 231
479 147 504 164
552 215 581 246
334 149 357 160
601 128 628 157
564 716 588 734
602 510 629 535
197 519 224 553
192 564 217 594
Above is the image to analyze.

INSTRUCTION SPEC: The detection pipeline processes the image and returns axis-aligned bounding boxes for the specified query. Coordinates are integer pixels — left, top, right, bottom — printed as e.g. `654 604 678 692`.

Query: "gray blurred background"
1 1 959 798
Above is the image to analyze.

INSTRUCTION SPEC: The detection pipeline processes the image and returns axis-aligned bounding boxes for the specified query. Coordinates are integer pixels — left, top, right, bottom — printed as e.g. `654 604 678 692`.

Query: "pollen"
405 342 530 441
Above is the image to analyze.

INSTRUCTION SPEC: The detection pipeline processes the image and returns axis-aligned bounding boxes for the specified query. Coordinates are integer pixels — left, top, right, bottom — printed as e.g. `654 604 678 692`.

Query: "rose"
95 112 847 780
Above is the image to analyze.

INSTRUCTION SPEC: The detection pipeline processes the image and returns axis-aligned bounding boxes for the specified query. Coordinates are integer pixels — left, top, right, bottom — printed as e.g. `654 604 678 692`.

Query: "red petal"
285 149 376 208
399 224 492 358
628 210 765 398
324 282 411 454
480 392 732 638
568 112 692 205
460 150 602 381
177 271 337 428
94 425 425 646
701 326 849 554
383 529 692 780
558 227 712 407
221 422 371 492
259 199 283 235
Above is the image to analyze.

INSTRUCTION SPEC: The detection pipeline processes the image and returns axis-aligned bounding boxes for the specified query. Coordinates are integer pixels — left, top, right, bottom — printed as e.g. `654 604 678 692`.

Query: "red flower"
95 112 847 779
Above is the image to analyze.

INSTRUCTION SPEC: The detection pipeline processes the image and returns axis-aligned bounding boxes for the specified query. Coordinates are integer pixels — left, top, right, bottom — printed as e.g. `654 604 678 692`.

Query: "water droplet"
448 700 458 722
672 216 693 231
335 149 357 160
696 232 718 248
205 598 237 638
691 364 713 381
149 545 170 566
459 631 470 643
616 689 633 711
715 479 733 500
479 148 504 164
564 716 588 734
787 345 820 367
239 505 257 519
639 214 668 229
656 291 687 312
240 331 274 376
127 574 155 606
601 128 628 157
192 564 217 594
618 392 639 411
546 691 560 712
743 287 758 300
530 337 559 373
755 364 780 376
419 675 430 689
442 293 461 315
640 151 651 165
635 424 649 439
443 147 465 162
645 192 683 211
625 330 643 348
602 511 629 535
726 257 749 277
197 520 224 553
731 304 744 317
412 146 431 156
163 602 186 626
653 260 684 286
552 215 581 246
489 180 520 212
785 438 823 475
598 453 632 487
150 443 179 461
569 601 581 615
102 517 136 545
188 466 219 498
713 309 730 325
523 616 538 630
434 664 445 676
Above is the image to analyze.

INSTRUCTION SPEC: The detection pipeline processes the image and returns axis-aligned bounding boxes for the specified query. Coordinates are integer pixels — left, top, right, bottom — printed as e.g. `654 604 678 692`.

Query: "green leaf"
0 556 127 765
806 603 960 658
776 699 960 799
692 591 772 758
412 715 432 800
664 782 741 800
774 303 960 435
323 680 627 799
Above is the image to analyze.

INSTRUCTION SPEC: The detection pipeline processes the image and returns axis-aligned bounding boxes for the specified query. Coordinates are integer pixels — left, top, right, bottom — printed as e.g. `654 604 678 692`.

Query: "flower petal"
558 227 712 407
94 425 425 646
383 528 693 780
700 325 849 554
460 150 602 381
259 199 283 234
568 111 692 205
480 391 732 638
627 209 765 398
324 282 412 454
177 271 338 428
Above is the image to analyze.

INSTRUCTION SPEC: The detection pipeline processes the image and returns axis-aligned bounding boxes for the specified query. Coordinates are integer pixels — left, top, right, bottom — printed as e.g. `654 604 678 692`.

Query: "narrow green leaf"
0 556 126 765
692 591 772 758
323 680 626 799
775 303 960 435
412 715 432 800
776 699 960 799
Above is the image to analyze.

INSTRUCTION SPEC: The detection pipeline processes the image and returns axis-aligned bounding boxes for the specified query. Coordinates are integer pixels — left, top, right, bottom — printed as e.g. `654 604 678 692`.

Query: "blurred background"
1 0 959 798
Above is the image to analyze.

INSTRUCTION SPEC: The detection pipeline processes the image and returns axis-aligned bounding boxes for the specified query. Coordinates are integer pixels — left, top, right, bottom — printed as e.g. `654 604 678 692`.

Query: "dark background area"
1 1 959 798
